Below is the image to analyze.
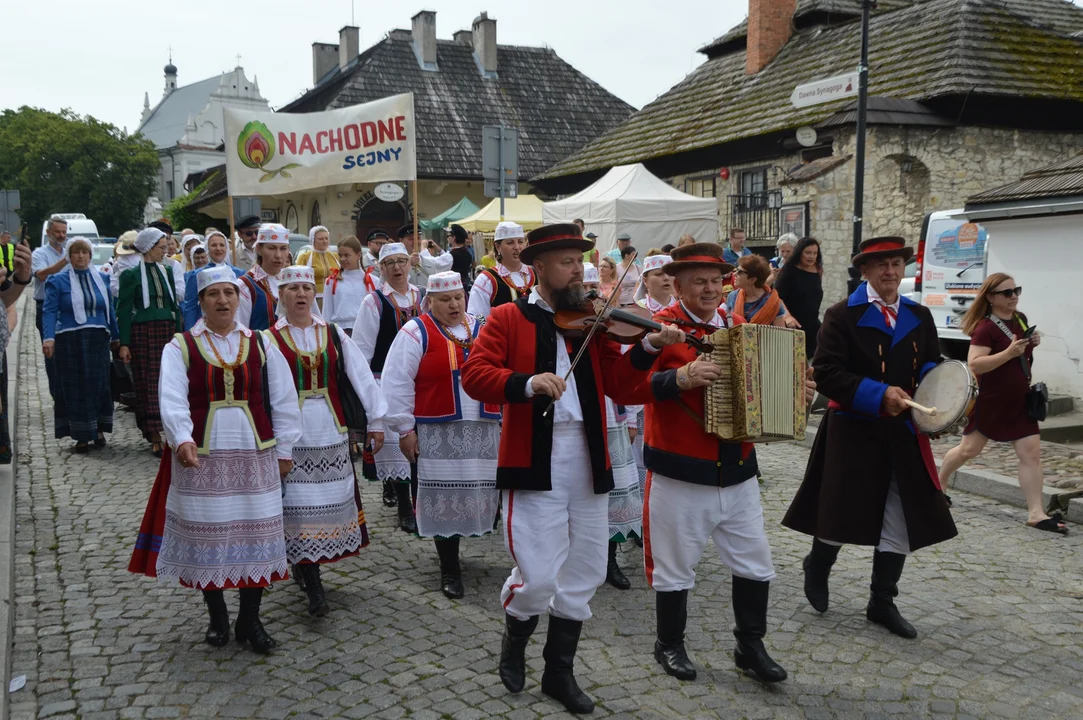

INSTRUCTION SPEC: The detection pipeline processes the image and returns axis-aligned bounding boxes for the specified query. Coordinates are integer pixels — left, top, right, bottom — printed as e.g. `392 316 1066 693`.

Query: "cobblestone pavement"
9 330 1083 719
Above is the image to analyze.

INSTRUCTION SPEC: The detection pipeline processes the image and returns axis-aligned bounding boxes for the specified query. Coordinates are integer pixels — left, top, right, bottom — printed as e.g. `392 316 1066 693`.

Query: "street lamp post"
848 0 876 293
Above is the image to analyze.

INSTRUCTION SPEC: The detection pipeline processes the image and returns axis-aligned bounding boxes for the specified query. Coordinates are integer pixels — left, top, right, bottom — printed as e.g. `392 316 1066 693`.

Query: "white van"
916 209 990 359
40 213 100 244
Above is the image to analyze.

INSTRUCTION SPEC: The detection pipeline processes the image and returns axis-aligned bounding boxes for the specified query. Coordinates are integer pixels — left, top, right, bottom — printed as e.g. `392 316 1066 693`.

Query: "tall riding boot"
302 563 330 617
803 538 841 613
382 479 397 507
540 616 594 714
499 613 539 693
235 587 278 654
731 576 787 683
653 590 696 681
866 550 917 638
605 541 631 590
291 564 307 591
435 538 464 599
395 482 417 533
202 589 230 647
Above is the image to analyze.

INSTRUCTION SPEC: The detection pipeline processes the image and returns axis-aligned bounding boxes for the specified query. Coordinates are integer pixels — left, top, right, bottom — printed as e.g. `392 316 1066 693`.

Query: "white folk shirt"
237 266 280 329
321 269 370 330
521 288 584 424
266 317 387 437
865 282 900 329
381 315 482 435
164 257 187 302
159 320 302 459
637 294 677 315
351 282 421 368
408 248 454 289
467 264 535 318
109 254 141 298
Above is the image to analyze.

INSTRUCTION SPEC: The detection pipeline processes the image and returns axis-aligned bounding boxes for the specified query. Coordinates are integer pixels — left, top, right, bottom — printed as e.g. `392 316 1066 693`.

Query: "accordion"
703 324 807 443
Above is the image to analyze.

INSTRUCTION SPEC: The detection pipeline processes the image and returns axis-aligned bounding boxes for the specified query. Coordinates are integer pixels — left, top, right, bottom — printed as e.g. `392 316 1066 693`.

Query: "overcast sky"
2 0 747 132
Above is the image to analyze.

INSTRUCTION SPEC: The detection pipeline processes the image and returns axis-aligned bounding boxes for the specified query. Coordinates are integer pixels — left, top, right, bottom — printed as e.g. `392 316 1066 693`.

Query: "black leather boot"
605 541 631 590
654 590 696 680
866 550 917 639
395 483 417 533
302 563 330 617
234 587 278 654
290 563 307 592
732 576 787 684
803 538 841 613
382 479 397 507
202 589 229 647
435 538 464 599
540 616 594 714
499 613 538 693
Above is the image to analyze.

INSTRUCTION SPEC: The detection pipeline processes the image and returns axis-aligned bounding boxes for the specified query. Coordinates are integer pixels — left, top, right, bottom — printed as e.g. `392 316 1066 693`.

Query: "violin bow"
542 250 638 418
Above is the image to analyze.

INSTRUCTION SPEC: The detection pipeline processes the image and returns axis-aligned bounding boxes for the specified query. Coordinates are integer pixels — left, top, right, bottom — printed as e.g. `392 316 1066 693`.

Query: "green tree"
0 107 159 241
164 172 219 234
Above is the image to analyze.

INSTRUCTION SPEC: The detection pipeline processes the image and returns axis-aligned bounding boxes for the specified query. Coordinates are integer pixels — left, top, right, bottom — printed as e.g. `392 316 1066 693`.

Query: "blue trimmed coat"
782 282 957 551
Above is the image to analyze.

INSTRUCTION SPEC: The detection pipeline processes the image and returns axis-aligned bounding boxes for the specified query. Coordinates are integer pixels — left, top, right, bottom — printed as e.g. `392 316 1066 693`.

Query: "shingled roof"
538 0 1083 183
279 31 635 182
968 152 1083 204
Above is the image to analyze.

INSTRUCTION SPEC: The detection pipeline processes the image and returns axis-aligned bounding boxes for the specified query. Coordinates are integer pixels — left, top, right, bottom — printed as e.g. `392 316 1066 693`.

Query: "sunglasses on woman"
991 286 1022 298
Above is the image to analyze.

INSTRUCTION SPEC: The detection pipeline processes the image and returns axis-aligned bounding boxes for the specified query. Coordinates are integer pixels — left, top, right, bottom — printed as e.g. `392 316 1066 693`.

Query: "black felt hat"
520 223 594 265
851 236 914 267
663 242 733 276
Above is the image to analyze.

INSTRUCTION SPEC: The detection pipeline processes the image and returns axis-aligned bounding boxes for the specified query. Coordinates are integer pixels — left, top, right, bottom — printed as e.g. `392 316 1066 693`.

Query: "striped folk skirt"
131 447 288 590
607 424 643 543
53 328 113 442
416 420 500 539
283 439 368 565
129 319 176 441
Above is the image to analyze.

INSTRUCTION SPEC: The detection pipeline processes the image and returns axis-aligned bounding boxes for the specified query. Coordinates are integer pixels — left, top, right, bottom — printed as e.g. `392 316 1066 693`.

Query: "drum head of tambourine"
911 360 976 434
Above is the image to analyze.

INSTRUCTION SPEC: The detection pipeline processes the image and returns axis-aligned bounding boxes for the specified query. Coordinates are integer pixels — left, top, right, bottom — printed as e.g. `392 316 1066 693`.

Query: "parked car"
899 256 918 303
916 209 989 360
92 242 116 268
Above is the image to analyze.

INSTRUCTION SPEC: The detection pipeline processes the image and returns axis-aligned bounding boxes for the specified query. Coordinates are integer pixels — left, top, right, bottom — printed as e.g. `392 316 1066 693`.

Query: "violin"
554 303 713 355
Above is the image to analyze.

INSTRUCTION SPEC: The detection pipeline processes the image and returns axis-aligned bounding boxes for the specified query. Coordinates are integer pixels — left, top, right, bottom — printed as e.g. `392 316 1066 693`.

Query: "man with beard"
461 223 684 714
238 224 290 331
467 221 534 319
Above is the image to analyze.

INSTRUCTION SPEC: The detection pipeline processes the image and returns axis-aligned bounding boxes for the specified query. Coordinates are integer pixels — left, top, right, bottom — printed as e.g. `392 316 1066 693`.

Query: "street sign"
0 190 21 236
482 125 518 181
790 72 859 108
374 182 405 202
485 180 518 199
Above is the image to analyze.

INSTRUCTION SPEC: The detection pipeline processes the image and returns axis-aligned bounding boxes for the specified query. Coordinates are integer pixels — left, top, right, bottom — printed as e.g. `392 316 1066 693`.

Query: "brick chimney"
339 25 360 71
412 10 438 70
312 42 339 84
746 0 795 75
472 12 497 76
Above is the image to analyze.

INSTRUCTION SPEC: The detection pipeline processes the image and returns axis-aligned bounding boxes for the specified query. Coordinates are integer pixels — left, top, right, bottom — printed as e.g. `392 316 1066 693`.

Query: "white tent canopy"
542 164 719 254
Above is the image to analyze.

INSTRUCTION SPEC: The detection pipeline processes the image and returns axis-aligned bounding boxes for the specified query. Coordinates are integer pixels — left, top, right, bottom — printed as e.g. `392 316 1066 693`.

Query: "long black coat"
782 283 957 552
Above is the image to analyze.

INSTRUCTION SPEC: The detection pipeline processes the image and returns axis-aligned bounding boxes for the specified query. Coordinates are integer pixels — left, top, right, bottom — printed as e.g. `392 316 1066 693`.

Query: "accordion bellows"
704 324 807 443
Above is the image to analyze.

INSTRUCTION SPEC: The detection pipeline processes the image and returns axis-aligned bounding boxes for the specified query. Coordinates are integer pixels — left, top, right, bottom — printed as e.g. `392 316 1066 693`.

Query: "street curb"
797 422 1080 524
0 293 29 720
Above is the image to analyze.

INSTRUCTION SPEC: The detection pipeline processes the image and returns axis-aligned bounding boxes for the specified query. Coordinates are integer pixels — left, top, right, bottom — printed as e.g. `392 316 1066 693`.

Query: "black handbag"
328 322 369 432
988 314 1047 422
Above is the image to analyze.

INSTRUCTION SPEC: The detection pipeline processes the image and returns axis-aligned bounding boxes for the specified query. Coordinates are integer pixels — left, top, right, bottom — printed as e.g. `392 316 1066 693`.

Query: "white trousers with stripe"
500 423 608 622
644 472 776 592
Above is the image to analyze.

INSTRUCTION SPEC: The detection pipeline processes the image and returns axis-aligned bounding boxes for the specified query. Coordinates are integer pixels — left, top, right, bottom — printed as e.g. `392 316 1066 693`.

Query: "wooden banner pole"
411 180 419 247
227 193 237 263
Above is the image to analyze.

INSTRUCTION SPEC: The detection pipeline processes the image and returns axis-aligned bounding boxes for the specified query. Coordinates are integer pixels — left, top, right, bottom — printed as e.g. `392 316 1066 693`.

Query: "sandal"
1027 517 1068 535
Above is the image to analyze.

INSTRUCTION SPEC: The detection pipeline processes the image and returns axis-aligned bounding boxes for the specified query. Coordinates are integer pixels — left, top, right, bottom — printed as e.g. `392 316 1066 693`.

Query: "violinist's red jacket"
461 298 657 494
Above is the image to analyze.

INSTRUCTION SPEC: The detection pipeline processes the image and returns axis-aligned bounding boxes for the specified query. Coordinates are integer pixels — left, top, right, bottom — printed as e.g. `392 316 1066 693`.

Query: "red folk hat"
663 242 734 276
851 236 914 267
520 223 594 265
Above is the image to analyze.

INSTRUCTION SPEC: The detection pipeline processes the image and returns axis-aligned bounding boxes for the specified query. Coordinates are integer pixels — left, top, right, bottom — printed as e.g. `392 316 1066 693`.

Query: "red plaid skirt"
129 319 175 441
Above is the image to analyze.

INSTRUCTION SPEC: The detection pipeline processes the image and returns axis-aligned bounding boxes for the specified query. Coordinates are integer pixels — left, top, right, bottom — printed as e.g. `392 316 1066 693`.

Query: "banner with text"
224 93 416 196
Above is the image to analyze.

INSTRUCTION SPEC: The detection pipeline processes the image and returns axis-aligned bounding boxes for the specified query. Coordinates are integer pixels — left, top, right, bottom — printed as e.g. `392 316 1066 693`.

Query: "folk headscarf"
305 225 329 266
135 227 175 310
64 237 110 326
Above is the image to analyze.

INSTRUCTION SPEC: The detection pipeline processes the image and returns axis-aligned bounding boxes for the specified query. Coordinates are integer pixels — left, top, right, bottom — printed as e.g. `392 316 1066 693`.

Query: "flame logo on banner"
237 121 300 182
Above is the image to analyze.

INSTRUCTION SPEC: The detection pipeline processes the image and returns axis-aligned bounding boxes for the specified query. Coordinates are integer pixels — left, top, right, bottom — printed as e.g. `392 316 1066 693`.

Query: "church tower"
163 57 178 97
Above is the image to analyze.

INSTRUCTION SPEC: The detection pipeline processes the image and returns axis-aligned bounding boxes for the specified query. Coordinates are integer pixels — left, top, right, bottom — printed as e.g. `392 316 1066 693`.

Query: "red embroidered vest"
415 313 502 423
267 323 349 433
181 331 276 454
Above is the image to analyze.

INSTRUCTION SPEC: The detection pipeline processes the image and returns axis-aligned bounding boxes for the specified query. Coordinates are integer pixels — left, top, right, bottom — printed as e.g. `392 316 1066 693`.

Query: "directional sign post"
482 125 519 219
789 72 859 108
